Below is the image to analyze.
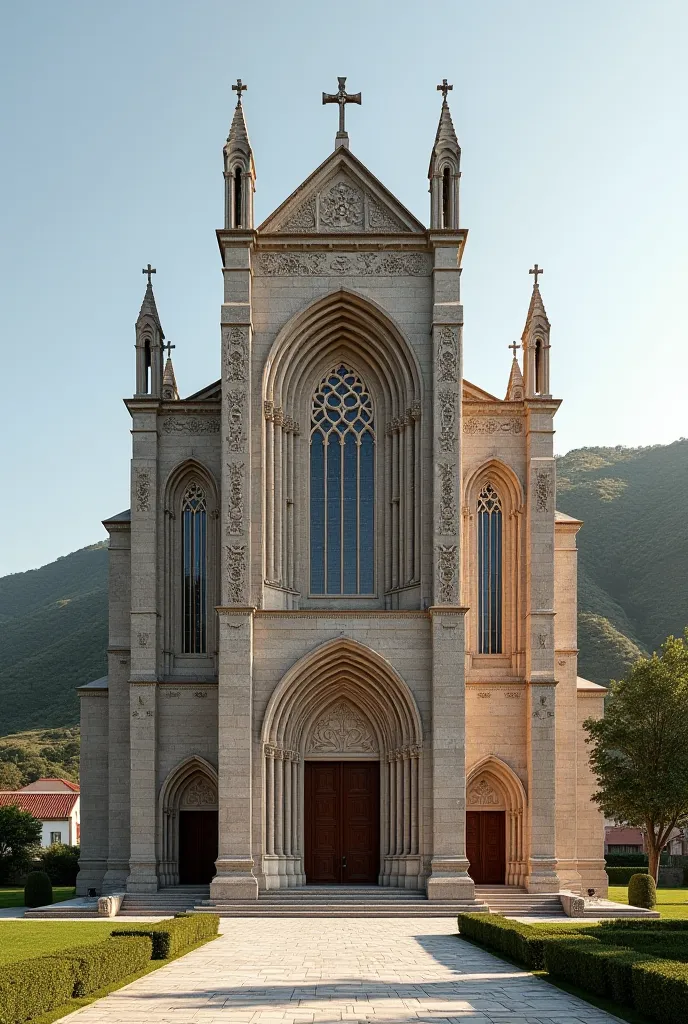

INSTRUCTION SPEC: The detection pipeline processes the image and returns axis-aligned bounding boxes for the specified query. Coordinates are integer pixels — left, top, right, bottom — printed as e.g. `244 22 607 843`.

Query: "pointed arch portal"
158 756 218 887
466 755 527 886
260 638 424 889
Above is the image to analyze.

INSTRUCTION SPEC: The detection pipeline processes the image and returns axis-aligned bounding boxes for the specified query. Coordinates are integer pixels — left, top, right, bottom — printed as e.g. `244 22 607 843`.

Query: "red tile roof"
0 792 78 819
38 777 80 791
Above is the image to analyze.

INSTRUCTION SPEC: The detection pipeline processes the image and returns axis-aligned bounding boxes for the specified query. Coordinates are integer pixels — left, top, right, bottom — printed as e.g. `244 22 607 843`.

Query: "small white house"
0 778 80 847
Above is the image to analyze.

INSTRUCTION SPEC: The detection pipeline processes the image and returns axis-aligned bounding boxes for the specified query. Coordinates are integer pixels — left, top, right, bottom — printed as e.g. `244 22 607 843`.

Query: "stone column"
524 409 560 892
426 233 475 903
127 403 160 893
75 684 109 894
211 236 258 901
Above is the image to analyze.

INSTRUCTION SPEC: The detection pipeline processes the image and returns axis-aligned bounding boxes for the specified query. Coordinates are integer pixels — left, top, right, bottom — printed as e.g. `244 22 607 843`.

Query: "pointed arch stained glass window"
182 481 207 653
310 366 374 595
477 483 502 654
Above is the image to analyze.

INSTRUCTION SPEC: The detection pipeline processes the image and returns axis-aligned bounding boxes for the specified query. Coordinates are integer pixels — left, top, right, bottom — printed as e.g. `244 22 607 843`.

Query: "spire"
224 79 256 229
429 80 461 229
136 279 163 331
522 266 551 397
135 266 164 397
505 343 525 402
162 355 179 401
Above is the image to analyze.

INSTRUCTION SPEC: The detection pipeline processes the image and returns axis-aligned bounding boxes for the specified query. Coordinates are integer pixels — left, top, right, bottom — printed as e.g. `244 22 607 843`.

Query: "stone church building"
77 79 607 906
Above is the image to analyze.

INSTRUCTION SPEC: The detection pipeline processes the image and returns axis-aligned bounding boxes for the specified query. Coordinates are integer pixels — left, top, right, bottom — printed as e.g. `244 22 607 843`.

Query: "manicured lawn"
607 884 688 919
0 885 76 909
0 921 121 965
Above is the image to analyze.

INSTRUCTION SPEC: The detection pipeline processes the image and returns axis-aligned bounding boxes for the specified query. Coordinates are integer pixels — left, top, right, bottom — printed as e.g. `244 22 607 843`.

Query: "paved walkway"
59 917 622 1024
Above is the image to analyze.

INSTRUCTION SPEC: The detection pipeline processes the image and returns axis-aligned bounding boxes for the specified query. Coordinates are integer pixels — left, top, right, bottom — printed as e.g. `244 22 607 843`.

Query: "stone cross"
509 341 519 358
437 79 453 100
142 264 156 284
529 263 544 285
163 340 175 358
322 77 361 147
232 79 247 104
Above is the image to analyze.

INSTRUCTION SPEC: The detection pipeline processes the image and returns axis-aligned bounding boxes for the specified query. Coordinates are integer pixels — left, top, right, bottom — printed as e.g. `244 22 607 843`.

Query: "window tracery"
477 483 502 654
309 365 375 594
181 481 207 653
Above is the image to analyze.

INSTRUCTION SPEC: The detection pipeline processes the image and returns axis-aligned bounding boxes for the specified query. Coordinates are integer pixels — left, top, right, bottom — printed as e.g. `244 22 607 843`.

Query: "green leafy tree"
0 761 23 789
0 804 42 882
584 630 688 881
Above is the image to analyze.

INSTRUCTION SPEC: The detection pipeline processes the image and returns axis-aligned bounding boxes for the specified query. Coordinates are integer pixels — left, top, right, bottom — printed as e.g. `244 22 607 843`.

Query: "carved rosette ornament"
181 776 218 808
320 181 364 229
306 699 377 754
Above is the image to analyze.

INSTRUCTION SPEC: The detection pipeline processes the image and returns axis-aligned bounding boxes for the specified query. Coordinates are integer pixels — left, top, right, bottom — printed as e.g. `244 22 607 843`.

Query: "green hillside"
0 439 686 775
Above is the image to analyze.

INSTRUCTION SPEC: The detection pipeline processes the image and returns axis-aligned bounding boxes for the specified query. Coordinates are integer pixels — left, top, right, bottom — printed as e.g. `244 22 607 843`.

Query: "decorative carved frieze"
437 390 458 453
463 417 523 435
467 778 501 806
227 462 244 536
134 469 150 512
437 326 459 383
181 776 218 808
535 469 553 512
161 417 220 435
306 699 377 754
223 326 248 383
319 181 364 229
438 463 457 535
283 196 316 231
436 544 458 604
254 252 432 277
225 390 246 453
224 544 247 603
367 198 404 231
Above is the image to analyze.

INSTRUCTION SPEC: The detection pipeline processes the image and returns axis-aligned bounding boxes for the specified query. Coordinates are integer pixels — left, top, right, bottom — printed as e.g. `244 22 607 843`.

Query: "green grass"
0 921 123 965
607 885 688 919
0 886 75 910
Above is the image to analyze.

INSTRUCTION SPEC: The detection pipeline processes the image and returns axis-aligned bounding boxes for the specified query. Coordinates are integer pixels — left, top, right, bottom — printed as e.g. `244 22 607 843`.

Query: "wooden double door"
466 810 506 884
305 761 380 884
178 810 218 884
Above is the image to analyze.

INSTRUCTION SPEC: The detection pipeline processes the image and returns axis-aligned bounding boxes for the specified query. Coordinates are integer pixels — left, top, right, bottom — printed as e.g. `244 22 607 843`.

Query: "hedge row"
543 938 654 1005
605 853 648 867
605 866 649 885
633 959 688 1024
0 937 152 1024
113 912 220 960
456 913 594 969
593 928 688 963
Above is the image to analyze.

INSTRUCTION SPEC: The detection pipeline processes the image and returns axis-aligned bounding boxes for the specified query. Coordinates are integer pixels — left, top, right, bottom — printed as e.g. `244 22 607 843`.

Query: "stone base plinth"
126 859 159 893
211 857 259 901
525 857 560 893
75 858 107 896
427 856 476 902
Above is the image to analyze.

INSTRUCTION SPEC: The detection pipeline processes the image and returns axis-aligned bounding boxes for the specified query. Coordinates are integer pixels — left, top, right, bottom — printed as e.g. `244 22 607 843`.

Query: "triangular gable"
259 148 425 235
463 380 499 402
183 380 221 402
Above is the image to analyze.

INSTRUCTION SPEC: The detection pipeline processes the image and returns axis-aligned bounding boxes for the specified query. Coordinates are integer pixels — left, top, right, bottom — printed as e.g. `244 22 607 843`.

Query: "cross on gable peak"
322 76 361 150
437 79 453 101
232 78 247 105
142 264 156 284
529 263 544 286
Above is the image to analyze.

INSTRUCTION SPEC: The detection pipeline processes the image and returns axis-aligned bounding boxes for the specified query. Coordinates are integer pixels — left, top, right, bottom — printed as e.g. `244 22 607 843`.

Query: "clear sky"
1 1 686 576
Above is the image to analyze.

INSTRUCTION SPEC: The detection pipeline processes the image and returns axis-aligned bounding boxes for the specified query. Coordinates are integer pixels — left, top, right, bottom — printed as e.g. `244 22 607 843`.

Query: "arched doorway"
261 638 423 890
159 757 218 887
466 756 527 886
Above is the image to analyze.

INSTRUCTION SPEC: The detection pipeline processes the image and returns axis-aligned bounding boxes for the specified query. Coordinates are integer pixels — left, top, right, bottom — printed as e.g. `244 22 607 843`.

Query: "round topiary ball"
24 870 53 908
628 871 657 909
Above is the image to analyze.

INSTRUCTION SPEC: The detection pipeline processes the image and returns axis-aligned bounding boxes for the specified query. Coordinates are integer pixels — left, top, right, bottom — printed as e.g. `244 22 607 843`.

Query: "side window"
477 483 503 654
181 481 207 653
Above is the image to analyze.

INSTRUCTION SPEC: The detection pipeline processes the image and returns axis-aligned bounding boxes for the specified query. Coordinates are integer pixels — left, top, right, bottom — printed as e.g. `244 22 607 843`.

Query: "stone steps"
118 887 209 916
474 886 565 918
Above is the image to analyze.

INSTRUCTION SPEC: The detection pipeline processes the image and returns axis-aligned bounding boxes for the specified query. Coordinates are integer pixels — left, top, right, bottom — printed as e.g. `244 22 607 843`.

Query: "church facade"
77 80 607 903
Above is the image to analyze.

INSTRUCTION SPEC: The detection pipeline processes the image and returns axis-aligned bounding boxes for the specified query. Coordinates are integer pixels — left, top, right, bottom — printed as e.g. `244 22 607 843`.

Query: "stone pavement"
58 917 622 1023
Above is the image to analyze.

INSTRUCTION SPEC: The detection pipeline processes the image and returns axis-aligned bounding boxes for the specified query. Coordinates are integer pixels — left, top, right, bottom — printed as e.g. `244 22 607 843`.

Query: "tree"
0 804 42 883
0 761 23 789
584 630 688 881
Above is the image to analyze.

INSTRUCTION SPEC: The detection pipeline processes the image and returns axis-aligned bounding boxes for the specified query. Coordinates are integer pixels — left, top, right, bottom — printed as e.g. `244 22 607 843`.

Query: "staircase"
118 886 210 916
475 885 565 918
195 885 490 917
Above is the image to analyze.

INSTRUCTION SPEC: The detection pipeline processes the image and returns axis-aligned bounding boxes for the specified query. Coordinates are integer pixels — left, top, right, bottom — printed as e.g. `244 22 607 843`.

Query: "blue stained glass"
343 433 358 593
310 433 325 593
359 433 374 593
326 437 341 593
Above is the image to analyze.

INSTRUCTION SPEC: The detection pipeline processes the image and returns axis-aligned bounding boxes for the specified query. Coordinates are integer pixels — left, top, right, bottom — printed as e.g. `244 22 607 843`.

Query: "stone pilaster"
127 402 160 892
211 233 258 901
525 406 560 892
75 685 109 894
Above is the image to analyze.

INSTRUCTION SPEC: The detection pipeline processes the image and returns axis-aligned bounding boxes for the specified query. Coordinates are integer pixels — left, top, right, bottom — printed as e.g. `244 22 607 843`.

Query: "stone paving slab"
56 917 622 1024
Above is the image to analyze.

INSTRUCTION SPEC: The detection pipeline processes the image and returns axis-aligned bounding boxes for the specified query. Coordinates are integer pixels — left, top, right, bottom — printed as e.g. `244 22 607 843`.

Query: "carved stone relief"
437 326 459 383
437 390 458 453
161 417 220 435
223 326 248 383
367 198 404 231
282 196 316 231
463 418 523 435
224 544 247 604
134 469 150 512
467 778 501 807
319 181 364 229
535 469 553 512
254 252 431 277
225 390 246 453
436 544 458 604
180 776 218 808
226 462 244 536
306 699 377 754
438 463 457 535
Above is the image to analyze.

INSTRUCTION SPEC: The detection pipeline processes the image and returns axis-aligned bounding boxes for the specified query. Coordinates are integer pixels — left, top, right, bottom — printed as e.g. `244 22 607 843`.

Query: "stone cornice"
253 235 432 252
428 605 469 615
253 609 430 620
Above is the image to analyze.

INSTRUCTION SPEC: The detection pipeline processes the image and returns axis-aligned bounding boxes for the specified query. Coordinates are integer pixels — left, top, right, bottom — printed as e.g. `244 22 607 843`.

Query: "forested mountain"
0 439 686 778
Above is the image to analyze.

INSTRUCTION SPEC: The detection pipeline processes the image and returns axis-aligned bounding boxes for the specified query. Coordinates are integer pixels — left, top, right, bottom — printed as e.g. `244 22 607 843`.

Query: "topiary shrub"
24 869 53 907
629 872 657 909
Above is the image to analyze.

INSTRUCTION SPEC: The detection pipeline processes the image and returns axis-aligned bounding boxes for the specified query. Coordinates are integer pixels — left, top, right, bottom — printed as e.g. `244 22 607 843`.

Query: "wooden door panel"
179 810 218 884
466 810 505 884
305 760 380 884
342 762 379 883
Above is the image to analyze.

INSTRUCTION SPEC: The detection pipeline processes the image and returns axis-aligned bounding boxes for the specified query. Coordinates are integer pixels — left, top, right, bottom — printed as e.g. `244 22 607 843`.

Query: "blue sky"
1 1 686 575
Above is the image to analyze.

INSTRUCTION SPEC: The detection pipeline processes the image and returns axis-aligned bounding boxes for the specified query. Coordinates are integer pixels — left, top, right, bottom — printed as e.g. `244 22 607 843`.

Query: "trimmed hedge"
53 936 153 997
456 913 594 970
606 866 649 885
632 958 688 1024
0 957 76 1024
599 917 688 932
629 872 657 909
113 912 220 960
23 870 53 908
543 938 655 1005
605 853 648 867
589 929 688 963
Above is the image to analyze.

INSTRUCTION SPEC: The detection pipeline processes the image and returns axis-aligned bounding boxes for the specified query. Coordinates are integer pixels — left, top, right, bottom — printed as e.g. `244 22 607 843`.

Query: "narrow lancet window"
442 167 451 228
233 166 242 227
477 483 502 654
535 338 543 394
182 481 207 653
310 365 375 595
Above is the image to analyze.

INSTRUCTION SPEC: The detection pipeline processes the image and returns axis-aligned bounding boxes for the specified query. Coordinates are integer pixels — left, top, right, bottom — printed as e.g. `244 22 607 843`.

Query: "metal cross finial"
529 263 544 286
322 76 361 147
437 79 453 100
142 264 156 284
163 340 175 359
232 78 247 104
509 341 519 358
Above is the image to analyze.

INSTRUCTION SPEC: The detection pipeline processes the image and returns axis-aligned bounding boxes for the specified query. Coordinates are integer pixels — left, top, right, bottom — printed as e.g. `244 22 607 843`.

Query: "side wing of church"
77 80 607 905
